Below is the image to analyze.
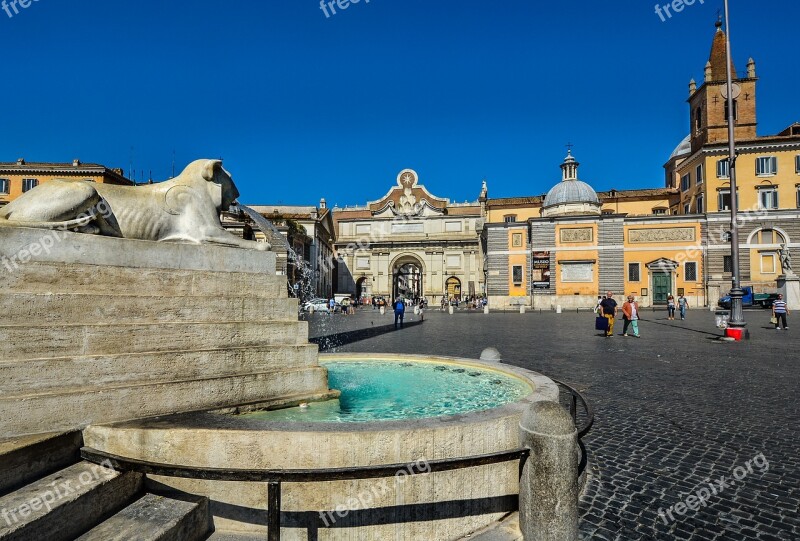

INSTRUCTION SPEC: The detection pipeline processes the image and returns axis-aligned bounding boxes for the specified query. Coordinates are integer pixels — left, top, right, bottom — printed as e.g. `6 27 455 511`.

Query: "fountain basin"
83 354 560 540
242 357 534 423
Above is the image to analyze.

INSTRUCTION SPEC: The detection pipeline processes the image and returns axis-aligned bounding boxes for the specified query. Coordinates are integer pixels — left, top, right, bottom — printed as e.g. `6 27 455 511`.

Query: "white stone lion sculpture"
0 159 270 251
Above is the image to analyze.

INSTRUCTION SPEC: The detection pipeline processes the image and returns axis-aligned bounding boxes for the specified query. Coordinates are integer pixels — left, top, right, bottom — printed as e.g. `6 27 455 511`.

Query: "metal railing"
80 382 592 541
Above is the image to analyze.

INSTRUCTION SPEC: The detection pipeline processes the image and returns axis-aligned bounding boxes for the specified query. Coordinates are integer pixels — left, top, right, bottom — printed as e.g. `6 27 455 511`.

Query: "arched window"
755 229 785 245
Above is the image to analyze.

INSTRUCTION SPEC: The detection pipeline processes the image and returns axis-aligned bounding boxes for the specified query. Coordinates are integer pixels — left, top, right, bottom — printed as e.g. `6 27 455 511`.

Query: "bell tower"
688 19 758 153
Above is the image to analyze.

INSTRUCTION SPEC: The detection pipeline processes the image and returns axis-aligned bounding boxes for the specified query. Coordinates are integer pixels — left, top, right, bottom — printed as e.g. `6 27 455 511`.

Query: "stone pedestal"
777 274 800 310
0 226 328 438
519 401 579 541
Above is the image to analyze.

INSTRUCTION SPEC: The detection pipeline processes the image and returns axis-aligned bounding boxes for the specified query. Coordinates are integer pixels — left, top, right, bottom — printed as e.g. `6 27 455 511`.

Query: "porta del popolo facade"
333 169 485 305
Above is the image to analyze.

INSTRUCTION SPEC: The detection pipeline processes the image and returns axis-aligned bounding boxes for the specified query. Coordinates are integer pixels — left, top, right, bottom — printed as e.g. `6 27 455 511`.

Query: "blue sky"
2 0 798 206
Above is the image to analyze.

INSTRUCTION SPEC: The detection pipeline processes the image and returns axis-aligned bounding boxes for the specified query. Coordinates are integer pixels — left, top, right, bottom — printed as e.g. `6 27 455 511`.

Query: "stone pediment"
367 169 449 217
646 258 679 271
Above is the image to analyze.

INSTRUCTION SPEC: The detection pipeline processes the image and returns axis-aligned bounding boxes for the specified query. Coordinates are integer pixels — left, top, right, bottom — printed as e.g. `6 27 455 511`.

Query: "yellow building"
0 158 132 207
484 153 699 309
484 21 800 310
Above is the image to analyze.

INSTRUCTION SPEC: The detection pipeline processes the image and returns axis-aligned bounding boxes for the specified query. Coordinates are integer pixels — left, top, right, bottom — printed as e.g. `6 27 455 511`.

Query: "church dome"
543 179 600 207
669 135 691 161
541 151 601 217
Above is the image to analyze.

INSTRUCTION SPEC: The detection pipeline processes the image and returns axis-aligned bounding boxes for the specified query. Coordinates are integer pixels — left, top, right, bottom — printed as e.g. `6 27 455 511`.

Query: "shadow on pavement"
311 321 424 351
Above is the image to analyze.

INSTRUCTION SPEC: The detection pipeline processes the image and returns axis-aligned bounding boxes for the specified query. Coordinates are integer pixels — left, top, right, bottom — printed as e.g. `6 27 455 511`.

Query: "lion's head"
184 159 240 211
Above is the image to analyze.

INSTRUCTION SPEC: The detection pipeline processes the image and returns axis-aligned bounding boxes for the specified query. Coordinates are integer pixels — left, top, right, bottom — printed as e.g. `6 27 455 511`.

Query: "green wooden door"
653 273 672 304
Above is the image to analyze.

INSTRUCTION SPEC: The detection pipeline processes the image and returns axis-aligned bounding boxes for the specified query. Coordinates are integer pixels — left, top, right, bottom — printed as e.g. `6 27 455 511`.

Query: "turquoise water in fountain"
242 360 533 422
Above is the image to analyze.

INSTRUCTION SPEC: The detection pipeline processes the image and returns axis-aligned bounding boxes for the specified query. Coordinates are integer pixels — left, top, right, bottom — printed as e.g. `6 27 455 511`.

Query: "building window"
696 164 704 184
761 254 777 274
681 173 691 191
685 262 698 281
757 187 778 210
724 99 738 122
512 265 523 285
652 207 668 215
696 194 704 214
684 203 690 215
694 107 702 133
504 215 517 223
718 189 732 211
756 229 785 245
797 186 800 208
796 155 800 174
628 263 640 282
717 159 730 179
723 255 733 273
22 179 38 192
0 179 8 194
756 156 778 176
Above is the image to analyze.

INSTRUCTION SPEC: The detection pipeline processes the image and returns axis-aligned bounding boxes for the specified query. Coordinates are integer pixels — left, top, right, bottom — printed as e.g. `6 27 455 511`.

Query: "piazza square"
0 2 798 541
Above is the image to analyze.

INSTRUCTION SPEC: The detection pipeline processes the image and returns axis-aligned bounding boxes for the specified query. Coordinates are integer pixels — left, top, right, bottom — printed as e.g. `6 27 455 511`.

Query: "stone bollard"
484 306 489 314
519 401 579 541
520 305 526 314
448 305 454 315
379 306 385 315
556 305 562 314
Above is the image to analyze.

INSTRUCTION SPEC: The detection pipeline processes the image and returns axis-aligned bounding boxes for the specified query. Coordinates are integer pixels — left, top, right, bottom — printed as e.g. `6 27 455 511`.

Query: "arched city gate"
391 255 424 300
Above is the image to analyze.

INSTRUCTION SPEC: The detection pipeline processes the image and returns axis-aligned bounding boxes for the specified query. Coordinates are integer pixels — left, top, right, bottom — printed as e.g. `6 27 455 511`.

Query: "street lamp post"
724 0 746 329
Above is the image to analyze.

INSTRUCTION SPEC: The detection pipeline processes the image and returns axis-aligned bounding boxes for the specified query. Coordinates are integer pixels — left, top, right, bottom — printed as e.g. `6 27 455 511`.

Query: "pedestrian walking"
667 294 676 320
418 299 425 321
594 295 604 316
393 297 406 329
773 294 789 330
599 291 618 337
678 294 688 320
622 295 641 337
328 297 336 316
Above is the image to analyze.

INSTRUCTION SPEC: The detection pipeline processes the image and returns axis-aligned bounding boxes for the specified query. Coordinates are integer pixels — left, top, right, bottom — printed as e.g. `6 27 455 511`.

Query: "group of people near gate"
595 291 790 336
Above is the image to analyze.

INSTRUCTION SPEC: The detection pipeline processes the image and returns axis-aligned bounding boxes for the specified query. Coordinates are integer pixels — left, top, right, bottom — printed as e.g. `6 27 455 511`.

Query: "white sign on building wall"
560 262 594 283
391 222 425 234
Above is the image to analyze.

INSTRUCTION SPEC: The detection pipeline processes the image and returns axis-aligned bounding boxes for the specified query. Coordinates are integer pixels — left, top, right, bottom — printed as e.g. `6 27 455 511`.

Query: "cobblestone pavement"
307 306 800 540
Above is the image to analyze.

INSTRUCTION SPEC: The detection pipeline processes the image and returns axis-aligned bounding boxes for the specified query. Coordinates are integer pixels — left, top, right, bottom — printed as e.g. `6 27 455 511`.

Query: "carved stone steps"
0 368 329 438
0 261 286 299
0 293 298 325
0 345 320 395
0 320 309 361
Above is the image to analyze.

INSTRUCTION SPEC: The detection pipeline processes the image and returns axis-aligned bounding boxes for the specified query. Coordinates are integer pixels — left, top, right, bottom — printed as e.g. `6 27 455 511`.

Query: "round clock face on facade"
720 83 741 100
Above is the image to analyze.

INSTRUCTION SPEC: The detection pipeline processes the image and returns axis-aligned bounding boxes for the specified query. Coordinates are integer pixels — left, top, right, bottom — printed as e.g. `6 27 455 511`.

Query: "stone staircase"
0 432 211 541
0 228 330 439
